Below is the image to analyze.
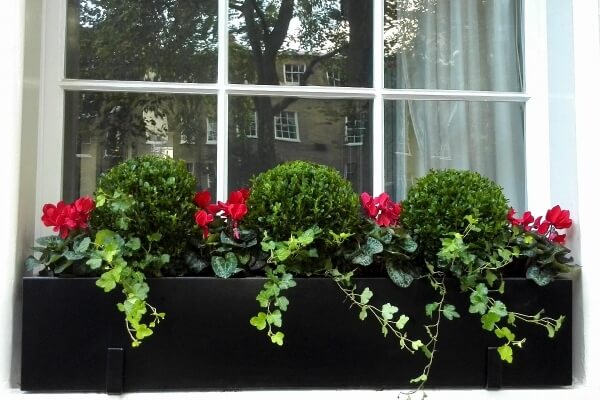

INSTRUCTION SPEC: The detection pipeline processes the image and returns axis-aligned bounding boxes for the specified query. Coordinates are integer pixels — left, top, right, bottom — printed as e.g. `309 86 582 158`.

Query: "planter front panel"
21 277 572 392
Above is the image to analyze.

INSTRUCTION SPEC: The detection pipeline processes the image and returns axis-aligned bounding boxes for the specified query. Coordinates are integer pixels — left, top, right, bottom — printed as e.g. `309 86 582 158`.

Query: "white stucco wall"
1 1 600 399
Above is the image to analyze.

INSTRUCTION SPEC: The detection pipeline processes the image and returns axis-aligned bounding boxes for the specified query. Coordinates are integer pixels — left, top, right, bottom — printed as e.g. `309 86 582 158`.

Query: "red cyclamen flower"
545 205 572 230
194 210 214 238
194 191 212 209
41 197 95 239
360 192 402 227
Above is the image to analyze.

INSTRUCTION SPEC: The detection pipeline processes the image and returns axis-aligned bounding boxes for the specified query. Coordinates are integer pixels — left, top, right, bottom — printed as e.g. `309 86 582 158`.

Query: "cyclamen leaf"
87 257 103 270
74 237 91 253
211 253 241 278
24 256 42 271
386 264 414 288
364 237 384 256
352 253 373 266
526 266 554 286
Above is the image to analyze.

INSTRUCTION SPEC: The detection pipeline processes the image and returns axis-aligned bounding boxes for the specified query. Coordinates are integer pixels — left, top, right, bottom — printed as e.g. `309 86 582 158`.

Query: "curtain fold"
387 0 524 210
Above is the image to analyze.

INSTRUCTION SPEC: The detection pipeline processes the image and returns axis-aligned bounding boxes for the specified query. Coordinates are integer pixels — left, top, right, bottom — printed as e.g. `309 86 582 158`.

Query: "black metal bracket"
486 347 503 389
106 347 124 394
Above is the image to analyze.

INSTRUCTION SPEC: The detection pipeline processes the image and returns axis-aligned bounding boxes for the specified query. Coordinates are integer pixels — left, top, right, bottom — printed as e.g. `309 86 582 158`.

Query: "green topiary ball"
245 161 361 241
90 155 197 261
401 169 510 264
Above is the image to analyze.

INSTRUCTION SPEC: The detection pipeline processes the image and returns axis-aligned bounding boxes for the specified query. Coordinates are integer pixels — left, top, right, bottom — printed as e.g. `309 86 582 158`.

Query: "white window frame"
274 111 300 142
35 0 546 229
283 63 306 85
206 118 217 144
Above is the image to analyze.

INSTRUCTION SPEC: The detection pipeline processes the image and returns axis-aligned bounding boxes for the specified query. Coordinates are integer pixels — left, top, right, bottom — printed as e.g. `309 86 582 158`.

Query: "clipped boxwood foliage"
401 169 509 264
245 161 361 241
90 155 197 261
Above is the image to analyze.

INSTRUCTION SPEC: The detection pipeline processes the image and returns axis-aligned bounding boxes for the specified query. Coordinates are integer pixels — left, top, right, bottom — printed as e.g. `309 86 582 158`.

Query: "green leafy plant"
27 160 577 396
91 154 197 262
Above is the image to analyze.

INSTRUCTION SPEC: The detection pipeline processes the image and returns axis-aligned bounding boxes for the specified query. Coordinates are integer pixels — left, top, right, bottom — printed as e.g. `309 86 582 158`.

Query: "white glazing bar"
36 0 67 238
372 0 385 195
60 79 220 95
522 0 550 213
381 89 530 102
226 84 376 99
216 0 229 201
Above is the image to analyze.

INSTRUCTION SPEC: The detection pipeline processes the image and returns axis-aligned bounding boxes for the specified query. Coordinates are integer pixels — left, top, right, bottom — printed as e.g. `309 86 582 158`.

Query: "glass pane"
384 0 523 91
229 1 373 87
66 0 218 82
229 96 372 193
384 100 525 210
64 92 217 200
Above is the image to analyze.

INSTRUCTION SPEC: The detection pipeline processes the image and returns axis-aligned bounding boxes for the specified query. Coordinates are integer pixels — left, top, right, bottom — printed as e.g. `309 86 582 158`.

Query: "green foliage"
245 160 361 244
91 155 197 265
402 169 510 267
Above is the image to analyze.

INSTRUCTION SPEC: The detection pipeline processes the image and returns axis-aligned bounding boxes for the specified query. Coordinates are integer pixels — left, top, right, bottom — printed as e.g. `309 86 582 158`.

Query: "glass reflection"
64 92 217 200
384 100 525 211
228 96 372 193
384 0 523 91
66 0 218 82
229 0 373 87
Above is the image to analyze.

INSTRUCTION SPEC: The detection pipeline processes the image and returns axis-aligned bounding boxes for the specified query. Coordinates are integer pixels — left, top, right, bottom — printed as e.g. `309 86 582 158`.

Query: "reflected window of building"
206 118 217 144
274 111 299 141
283 64 306 85
327 70 343 87
345 112 368 145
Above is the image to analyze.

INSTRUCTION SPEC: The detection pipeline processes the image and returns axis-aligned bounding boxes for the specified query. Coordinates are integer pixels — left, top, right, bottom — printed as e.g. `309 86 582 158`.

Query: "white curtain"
388 0 525 211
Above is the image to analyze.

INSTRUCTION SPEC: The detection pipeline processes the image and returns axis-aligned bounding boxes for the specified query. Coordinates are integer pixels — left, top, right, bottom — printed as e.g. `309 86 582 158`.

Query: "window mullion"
372 0 385 195
216 0 229 201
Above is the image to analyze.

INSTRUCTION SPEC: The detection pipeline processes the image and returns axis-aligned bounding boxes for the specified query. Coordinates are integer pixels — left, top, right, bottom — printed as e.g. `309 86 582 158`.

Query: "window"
283 64 306 85
43 0 528 212
274 111 299 141
345 113 368 145
326 70 343 87
206 118 217 144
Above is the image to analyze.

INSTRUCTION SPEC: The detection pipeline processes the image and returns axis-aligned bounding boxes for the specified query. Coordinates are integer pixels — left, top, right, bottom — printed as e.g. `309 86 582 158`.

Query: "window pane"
228 96 372 193
384 100 525 210
384 0 523 91
229 1 373 87
66 0 218 82
64 92 217 200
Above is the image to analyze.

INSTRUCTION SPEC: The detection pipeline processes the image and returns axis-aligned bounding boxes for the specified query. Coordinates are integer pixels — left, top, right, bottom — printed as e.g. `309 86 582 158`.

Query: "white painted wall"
2 1 600 399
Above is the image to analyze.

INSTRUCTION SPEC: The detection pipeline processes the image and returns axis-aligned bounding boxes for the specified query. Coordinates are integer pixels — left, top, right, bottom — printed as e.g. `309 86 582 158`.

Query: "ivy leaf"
494 327 516 341
546 324 555 338
134 323 153 340
497 344 514 363
395 314 409 330
490 300 508 317
266 309 283 328
250 312 267 330
442 304 460 320
409 374 427 384
425 302 439 318
360 287 373 305
274 296 289 311
359 307 368 321
270 331 285 346
481 312 502 331
411 340 423 351
381 303 399 321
